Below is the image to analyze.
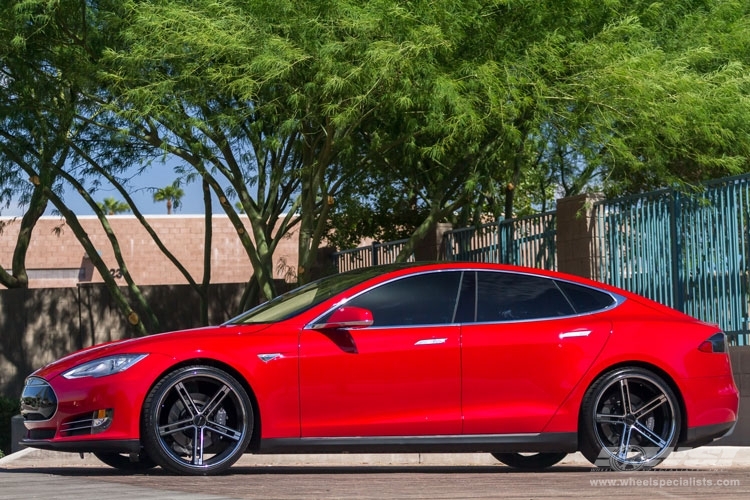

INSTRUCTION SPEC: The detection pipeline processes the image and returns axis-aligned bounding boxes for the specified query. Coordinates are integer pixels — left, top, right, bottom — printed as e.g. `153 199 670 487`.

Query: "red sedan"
20 263 738 475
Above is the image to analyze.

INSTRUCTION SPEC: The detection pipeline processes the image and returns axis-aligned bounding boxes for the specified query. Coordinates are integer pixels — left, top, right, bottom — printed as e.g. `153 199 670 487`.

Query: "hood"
30 323 273 380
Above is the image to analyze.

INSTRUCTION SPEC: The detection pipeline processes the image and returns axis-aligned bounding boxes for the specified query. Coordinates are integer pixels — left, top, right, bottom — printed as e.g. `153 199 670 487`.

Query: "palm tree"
153 182 185 215
98 197 131 215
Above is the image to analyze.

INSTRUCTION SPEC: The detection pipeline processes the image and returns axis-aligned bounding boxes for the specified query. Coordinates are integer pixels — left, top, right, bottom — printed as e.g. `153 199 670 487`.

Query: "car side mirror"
311 306 374 330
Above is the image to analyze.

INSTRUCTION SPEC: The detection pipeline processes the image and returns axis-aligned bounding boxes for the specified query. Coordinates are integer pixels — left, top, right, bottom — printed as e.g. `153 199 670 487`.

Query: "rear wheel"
141 365 254 475
580 367 680 471
94 451 157 472
492 452 567 469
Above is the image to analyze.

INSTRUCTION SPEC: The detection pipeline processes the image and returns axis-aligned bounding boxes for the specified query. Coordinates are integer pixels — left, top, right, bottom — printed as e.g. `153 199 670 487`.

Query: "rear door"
460 271 612 434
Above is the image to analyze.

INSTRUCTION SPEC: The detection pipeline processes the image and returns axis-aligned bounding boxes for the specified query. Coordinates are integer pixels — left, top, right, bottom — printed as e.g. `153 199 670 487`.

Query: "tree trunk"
0 184 49 288
43 187 149 337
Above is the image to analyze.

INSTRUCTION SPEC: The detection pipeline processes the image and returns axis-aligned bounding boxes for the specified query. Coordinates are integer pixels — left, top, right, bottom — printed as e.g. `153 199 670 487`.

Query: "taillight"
698 332 727 353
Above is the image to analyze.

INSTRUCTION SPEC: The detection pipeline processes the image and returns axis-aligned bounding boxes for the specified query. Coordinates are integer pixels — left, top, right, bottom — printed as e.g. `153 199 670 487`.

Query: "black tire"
492 452 567 469
141 365 254 475
580 367 681 471
94 451 158 472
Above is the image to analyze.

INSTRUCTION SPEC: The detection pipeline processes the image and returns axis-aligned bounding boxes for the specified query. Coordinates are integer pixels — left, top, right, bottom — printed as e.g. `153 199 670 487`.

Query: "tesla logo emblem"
258 353 282 363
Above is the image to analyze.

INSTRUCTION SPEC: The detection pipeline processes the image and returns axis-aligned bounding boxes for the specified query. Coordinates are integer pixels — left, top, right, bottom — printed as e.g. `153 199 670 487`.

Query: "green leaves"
3 0 749 291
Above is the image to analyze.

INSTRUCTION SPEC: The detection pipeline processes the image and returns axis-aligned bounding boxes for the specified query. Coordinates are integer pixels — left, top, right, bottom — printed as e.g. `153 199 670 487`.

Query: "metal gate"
593 174 750 345
444 212 557 270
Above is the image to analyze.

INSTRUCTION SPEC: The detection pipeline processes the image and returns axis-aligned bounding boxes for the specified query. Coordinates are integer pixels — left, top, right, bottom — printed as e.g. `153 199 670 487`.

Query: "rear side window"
346 271 462 327
475 271 575 322
556 280 616 313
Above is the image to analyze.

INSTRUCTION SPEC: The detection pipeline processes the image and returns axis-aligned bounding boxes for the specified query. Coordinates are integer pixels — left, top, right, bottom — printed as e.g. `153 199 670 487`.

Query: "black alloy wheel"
141 365 254 475
580 367 681 471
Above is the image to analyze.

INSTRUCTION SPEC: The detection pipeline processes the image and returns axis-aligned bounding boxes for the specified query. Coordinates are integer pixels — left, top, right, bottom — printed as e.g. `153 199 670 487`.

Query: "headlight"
62 354 148 379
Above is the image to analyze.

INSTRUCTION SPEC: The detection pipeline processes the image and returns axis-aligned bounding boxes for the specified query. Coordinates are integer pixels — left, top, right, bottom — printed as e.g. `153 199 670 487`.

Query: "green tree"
479 0 750 207
0 0 73 288
98 196 130 215
153 182 184 215
330 0 750 254
4 0 749 310
0 0 159 335
103 0 450 297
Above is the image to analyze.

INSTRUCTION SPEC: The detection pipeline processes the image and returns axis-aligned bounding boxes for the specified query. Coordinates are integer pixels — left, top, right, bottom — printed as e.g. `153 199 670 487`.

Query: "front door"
299 271 463 437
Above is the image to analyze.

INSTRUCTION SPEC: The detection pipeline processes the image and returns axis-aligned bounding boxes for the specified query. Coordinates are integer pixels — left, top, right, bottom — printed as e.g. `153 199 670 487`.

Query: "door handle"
415 338 447 345
559 330 591 339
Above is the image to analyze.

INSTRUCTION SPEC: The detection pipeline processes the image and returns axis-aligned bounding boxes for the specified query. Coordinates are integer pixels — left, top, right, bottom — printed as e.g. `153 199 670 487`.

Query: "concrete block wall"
555 193 603 279
0 282 247 398
714 346 750 446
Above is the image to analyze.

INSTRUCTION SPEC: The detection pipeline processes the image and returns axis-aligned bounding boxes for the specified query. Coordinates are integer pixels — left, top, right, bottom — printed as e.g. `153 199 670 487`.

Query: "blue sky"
2 163 211 217
69 169 210 216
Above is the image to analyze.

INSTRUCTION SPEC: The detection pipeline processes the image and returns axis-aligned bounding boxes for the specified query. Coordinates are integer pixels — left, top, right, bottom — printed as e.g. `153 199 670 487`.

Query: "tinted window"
475 272 574 322
345 271 462 327
556 280 616 313
227 266 394 324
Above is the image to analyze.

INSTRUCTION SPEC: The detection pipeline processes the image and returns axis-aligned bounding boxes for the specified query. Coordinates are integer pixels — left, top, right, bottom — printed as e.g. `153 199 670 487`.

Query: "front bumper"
18 357 167 452
19 437 142 454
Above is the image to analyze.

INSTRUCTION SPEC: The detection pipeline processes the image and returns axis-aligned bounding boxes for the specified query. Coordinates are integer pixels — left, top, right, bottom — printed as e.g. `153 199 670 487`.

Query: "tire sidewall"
141 365 254 475
579 367 681 470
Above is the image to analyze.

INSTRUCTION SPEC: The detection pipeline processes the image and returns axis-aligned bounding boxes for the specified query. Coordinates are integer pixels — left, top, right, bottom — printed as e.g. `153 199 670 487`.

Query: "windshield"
225 266 395 324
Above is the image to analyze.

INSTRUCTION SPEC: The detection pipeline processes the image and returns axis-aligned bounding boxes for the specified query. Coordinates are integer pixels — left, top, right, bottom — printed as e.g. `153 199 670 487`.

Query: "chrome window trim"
304 269 463 329
304 267 625 330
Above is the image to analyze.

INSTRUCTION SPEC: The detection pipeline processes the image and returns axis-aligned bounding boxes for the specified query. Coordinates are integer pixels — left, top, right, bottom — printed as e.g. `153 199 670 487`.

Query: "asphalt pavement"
2 446 750 500
4 443 750 469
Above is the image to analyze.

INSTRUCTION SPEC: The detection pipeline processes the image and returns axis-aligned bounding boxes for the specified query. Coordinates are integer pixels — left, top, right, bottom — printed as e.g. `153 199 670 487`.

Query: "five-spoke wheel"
580 367 680 471
141 365 254 475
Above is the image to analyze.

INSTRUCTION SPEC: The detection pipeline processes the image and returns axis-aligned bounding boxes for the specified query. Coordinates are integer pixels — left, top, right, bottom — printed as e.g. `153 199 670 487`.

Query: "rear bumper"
677 420 737 450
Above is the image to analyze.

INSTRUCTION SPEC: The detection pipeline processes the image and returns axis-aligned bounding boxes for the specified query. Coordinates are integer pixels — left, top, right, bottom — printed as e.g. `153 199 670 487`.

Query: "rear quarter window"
556 280 616 313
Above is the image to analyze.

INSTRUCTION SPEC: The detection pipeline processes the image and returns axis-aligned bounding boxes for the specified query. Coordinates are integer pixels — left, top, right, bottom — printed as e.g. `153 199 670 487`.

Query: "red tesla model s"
20 263 738 475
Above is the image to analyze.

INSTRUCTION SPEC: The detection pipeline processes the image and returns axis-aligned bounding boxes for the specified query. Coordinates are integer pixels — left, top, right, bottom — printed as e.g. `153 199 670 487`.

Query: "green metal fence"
443 212 557 270
332 239 415 272
330 175 750 345
593 174 750 345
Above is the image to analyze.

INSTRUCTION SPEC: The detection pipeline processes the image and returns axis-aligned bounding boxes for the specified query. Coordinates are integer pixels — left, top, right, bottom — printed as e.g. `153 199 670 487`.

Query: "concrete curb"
3 446 750 469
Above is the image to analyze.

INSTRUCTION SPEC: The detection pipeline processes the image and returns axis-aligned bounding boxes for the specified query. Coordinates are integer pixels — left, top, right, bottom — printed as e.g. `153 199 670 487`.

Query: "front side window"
475 271 575 322
343 271 463 327
227 266 391 324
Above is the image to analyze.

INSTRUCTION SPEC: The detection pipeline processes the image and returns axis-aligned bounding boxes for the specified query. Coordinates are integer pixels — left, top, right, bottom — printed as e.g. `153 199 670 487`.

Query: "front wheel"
492 452 567 469
141 365 254 475
580 367 681 471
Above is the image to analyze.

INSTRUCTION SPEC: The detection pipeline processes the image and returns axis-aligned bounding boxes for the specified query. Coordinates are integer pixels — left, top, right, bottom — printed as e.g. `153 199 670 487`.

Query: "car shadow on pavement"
0 464 606 476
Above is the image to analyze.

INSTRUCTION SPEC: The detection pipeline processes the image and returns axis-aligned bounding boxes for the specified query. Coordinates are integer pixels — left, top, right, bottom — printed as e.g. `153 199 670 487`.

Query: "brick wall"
0 215 299 288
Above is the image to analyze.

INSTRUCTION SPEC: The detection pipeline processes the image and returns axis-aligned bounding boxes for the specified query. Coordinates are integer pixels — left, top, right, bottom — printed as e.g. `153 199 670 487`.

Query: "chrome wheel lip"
591 373 677 468
153 371 249 471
